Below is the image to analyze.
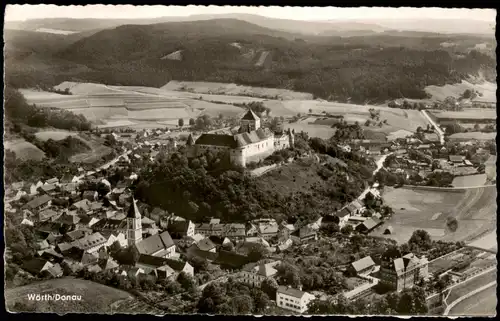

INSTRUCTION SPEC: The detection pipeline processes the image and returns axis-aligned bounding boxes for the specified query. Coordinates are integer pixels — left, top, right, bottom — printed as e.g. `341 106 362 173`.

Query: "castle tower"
240 109 261 132
127 197 143 247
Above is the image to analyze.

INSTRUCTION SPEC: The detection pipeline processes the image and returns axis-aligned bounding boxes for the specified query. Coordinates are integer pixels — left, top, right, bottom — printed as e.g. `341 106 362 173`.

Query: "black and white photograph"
3 4 497 316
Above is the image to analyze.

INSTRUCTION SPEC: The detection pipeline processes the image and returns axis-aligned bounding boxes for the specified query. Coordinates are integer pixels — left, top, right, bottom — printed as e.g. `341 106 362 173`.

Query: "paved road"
421 110 445 144
76 152 128 180
446 281 497 316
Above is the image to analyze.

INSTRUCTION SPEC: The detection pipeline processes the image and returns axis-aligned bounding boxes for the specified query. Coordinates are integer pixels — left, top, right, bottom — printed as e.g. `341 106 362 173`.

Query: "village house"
239 261 280 287
166 220 196 239
83 190 99 202
134 231 176 259
195 223 224 237
22 258 54 276
277 286 315 313
22 195 52 212
73 232 108 254
332 209 351 228
194 238 217 253
449 155 465 164
355 217 382 234
380 253 429 292
222 223 246 241
347 256 376 277
290 226 317 244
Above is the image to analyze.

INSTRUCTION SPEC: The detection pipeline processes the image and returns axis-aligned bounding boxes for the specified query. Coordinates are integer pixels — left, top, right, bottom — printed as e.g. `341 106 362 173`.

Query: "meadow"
448 132 496 141
424 80 496 103
379 186 497 245
4 278 155 314
4 139 46 161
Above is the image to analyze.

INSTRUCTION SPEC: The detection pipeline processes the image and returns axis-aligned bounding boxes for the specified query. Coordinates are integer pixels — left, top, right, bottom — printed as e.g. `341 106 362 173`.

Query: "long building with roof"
187 109 295 167
379 252 429 292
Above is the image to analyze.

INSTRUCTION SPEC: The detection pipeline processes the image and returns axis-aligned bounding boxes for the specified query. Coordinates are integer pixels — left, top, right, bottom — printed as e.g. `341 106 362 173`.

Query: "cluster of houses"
321 188 385 235
343 252 429 301
6 166 326 313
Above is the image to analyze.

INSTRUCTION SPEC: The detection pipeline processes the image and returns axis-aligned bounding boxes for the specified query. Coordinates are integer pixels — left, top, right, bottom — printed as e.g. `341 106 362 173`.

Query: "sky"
5 5 496 22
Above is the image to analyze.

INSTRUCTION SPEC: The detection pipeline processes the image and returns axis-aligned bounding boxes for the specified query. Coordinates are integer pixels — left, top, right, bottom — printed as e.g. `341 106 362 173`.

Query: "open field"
4 278 157 314
284 117 337 139
424 80 496 103
162 80 314 100
4 139 46 161
35 130 81 142
451 174 487 188
448 132 496 141
378 186 496 244
448 283 497 316
430 109 497 121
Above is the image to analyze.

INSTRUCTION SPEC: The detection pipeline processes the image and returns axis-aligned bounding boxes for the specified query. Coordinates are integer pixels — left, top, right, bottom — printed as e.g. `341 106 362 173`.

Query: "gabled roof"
39 209 59 221
65 229 87 241
277 286 308 299
258 263 278 277
74 233 107 251
23 195 52 209
351 256 375 272
290 225 313 238
164 258 189 272
358 217 381 231
336 208 351 218
135 231 175 256
241 109 260 121
98 258 119 271
23 258 51 274
196 238 217 252
195 134 238 148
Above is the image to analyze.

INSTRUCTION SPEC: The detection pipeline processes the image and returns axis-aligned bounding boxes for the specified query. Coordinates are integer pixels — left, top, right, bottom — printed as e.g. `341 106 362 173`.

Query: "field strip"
444 281 497 315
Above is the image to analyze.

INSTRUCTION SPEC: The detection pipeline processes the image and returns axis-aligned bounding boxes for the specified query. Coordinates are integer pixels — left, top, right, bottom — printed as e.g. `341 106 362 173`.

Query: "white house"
277 286 315 313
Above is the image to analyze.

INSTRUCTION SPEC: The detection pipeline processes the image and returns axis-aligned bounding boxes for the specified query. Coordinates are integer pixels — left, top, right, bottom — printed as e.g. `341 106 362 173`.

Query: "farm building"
355 217 382 234
347 256 376 277
451 174 487 188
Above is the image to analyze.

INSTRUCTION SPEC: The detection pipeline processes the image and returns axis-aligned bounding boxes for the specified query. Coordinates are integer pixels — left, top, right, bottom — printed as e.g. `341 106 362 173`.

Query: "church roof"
127 197 141 219
241 109 260 121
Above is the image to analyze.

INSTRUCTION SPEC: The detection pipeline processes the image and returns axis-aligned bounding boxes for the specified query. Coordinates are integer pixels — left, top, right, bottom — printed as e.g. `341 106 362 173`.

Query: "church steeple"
127 197 142 246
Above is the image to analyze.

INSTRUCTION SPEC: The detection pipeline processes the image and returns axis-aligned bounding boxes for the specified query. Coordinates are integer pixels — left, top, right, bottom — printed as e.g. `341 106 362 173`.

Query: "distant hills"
5 13 495 36
4 16 496 105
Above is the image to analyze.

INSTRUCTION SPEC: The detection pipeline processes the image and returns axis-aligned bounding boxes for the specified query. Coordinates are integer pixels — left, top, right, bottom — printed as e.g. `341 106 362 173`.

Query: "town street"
356 152 393 202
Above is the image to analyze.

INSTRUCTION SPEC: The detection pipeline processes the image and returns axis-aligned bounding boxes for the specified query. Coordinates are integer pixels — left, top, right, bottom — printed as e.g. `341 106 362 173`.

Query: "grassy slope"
5 278 142 314
4 139 46 161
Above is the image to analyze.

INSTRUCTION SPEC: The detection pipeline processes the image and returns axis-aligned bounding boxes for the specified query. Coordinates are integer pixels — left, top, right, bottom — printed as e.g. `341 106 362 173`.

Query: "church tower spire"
127 197 142 247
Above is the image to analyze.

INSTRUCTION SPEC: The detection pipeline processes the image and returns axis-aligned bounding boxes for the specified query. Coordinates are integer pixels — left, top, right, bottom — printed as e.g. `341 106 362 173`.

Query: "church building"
187 109 294 167
127 197 143 247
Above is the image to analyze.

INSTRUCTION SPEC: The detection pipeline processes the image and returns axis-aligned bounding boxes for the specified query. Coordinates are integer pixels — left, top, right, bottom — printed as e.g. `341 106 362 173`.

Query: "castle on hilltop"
187 109 294 167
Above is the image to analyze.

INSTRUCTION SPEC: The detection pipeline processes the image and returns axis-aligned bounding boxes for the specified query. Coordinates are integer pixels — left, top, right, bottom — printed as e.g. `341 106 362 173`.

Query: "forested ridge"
5 19 496 104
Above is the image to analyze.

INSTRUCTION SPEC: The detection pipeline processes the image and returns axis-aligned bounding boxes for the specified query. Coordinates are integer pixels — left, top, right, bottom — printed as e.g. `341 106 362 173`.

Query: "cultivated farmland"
448 132 496 141
379 186 497 245
4 139 46 161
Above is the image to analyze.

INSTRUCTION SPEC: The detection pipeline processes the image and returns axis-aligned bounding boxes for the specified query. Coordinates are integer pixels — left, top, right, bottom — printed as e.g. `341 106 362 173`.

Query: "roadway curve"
444 281 497 315
421 110 445 144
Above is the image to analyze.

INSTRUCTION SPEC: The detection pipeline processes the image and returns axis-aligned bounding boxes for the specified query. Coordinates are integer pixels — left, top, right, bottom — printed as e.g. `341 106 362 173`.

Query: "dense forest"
4 20 496 104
